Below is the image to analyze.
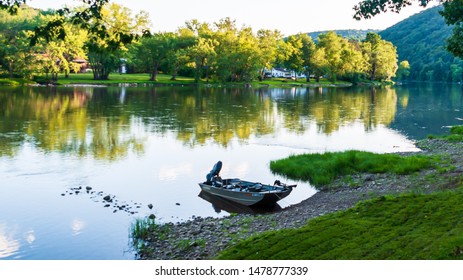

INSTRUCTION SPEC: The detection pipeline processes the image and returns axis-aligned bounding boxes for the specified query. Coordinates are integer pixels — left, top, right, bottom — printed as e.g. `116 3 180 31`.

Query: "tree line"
0 4 400 84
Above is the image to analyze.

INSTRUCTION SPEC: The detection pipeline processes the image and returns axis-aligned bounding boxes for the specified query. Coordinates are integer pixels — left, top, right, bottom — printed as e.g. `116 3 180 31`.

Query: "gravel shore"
135 138 463 260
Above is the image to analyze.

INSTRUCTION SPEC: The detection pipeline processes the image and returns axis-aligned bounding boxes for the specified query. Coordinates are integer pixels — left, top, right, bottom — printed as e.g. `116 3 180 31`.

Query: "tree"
281 34 304 80
362 32 398 81
341 40 367 83
0 6 41 78
354 0 463 59
182 20 217 83
35 13 88 82
85 3 150 80
163 30 196 80
310 47 329 82
132 32 175 81
396 60 411 80
299 34 317 82
187 37 217 83
210 18 263 82
256 29 283 78
317 31 353 83
0 0 31 13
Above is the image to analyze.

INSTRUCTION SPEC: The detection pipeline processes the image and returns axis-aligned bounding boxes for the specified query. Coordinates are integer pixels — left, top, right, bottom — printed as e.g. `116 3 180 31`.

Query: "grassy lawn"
270 150 435 188
38 73 195 85
0 78 35 86
217 189 463 260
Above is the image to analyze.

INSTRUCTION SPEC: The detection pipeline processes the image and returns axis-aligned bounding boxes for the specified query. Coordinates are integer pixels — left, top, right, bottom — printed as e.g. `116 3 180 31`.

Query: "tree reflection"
275 86 397 135
0 86 145 160
0 85 402 159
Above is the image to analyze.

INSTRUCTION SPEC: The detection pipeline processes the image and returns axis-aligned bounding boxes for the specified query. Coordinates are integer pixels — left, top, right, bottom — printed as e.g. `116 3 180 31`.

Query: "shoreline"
134 138 463 260
29 82 355 88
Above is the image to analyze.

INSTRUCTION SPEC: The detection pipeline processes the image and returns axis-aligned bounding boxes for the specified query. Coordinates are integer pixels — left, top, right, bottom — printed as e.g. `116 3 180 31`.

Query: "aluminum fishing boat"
198 161 296 206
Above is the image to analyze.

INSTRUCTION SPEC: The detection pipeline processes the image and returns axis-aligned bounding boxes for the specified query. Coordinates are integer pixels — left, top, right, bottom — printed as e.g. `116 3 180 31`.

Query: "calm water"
0 83 462 259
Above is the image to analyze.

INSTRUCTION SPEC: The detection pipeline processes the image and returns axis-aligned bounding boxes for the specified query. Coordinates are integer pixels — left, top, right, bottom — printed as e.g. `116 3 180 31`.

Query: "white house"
264 68 307 79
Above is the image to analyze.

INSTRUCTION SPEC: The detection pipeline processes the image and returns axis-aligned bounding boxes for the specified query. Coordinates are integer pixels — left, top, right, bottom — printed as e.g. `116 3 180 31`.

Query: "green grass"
0 78 35 86
217 189 463 260
428 125 463 142
34 73 195 85
270 150 435 187
130 216 171 254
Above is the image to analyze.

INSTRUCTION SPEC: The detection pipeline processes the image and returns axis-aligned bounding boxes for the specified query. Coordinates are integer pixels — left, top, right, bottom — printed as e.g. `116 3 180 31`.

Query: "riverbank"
132 137 463 260
2 73 358 88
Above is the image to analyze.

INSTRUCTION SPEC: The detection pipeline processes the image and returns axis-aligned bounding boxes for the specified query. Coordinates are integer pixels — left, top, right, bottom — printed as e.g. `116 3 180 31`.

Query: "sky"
28 0 438 36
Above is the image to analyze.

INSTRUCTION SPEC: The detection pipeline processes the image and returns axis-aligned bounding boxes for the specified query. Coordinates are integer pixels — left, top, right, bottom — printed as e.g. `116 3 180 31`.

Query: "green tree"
317 31 352 83
280 34 319 81
187 37 217 83
341 40 367 83
35 13 88 82
310 47 329 82
442 0 463 58
132 32 175 81
362 32 398 81
299 34 317 82
182 20 216 83
85 3 150 80
256 29 283 78
207 18 263 82
233 26 263 82
0 6 41 78
396 60 411 80
164 31 196 80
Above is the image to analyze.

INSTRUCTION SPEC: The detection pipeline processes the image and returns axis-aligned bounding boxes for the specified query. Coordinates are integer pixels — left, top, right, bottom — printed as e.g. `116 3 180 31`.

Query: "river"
0 83 461 259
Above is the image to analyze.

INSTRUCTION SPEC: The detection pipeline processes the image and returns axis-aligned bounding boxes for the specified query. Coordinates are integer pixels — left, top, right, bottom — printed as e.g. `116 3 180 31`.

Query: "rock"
103 195 111 202
148 203 153 209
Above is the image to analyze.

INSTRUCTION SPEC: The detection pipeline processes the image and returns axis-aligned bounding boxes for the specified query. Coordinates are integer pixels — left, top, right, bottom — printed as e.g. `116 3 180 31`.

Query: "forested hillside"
379 6 463 82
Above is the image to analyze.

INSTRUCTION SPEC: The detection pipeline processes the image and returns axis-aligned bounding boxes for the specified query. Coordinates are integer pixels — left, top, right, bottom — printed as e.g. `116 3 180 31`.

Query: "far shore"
0 73 392 88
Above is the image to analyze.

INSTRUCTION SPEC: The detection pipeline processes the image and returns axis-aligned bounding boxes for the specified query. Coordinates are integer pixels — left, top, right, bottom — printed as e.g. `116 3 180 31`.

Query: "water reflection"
71 218 85 236
198 191 282 215
391 83 463 139
0 223 20 258
0 85 405 160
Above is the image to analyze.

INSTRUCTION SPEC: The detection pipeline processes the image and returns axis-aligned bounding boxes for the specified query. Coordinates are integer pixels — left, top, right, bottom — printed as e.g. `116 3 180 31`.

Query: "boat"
198 161 296 206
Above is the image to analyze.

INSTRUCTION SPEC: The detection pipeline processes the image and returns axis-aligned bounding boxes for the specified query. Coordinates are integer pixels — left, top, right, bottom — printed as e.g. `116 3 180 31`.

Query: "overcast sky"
28 0 438 36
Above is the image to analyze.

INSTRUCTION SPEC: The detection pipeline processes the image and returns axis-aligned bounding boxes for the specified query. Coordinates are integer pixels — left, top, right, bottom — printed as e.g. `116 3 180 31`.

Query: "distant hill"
307 29 380 42
379 5 462 82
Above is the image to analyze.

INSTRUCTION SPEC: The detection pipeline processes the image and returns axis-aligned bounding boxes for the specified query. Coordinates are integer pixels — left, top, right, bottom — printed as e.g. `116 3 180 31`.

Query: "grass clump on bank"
217 189 463 260
270 150 434 188
428 125 463 142
131 216 171 256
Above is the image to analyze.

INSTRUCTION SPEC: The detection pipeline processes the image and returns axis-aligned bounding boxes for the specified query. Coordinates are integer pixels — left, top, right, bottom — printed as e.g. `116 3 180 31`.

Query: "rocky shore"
135 138 463 260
